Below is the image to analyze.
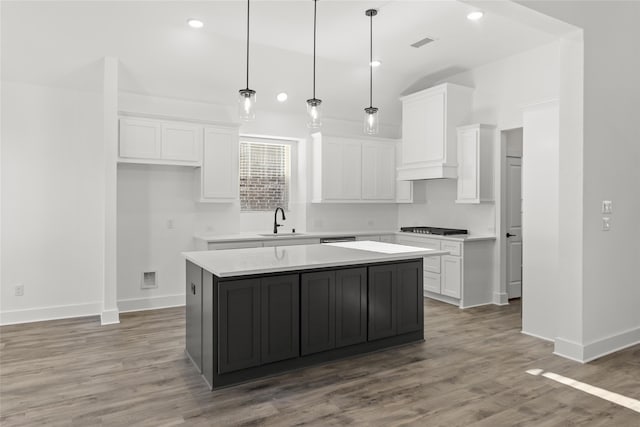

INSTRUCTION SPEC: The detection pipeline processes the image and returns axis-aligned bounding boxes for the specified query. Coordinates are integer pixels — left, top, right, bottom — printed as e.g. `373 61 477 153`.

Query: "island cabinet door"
396 261 424 334
261 275 300 364
186 261 203 372
368 264 398 341
301 271 336 356
335 267 367 348
218 279 261 374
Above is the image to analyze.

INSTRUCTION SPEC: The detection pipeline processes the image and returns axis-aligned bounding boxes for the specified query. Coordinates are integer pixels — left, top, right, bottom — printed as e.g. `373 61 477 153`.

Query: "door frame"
497 127 523 305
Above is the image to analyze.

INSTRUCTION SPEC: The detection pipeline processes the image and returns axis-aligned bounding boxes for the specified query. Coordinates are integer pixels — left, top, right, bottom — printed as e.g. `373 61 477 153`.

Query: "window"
239 139 292 211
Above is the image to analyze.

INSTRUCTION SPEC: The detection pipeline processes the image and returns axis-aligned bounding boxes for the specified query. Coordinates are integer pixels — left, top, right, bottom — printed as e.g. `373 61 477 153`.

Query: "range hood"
397 83 473 181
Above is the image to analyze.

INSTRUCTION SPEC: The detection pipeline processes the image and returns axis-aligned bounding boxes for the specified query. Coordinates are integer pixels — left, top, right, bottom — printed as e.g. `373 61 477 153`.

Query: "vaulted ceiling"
2 1 560 126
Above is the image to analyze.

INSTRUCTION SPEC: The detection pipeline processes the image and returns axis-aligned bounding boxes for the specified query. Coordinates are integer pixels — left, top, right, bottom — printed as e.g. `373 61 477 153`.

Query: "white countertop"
194 230 495 243
183 241 448 277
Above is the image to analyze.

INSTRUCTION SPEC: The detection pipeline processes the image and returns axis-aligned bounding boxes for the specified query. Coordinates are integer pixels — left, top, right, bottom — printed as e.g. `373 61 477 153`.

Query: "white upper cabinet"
311 134 399 203
398 83 473 180
161 122 201 162
456 124 495 204
362 142 395 200
394 140 413 203
119 118 162 160
315 136 362 201
196 126 239 203
119 117 201 166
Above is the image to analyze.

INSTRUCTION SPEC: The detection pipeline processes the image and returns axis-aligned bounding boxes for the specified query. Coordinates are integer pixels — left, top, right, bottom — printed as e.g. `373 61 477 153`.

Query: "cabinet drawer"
423 271 441 294
441 241 461 257
423 255 441 273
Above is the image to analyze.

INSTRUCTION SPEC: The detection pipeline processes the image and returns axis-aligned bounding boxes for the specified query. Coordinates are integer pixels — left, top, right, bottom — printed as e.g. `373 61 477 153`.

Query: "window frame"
238 135 298 212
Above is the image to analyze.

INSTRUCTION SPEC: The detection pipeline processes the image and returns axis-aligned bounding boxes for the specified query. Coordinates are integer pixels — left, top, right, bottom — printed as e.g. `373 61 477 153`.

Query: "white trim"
118 294 185 313
554 326 640 363
493 292 509 305
0 302 102 326
119 110 239 128
100 309 120 325
521 330 554 342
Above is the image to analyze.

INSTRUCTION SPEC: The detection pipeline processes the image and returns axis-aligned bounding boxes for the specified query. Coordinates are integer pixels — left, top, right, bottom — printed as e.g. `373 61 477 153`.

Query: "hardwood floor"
1 299 638 426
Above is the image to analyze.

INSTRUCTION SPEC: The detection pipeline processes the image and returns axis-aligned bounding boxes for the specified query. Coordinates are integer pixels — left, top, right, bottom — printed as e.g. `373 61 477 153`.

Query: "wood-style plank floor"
1 299 638 426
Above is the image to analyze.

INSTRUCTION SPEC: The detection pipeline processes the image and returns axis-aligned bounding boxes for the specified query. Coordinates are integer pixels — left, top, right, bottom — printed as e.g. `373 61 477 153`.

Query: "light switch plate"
602 200 612 214
602 217 611 231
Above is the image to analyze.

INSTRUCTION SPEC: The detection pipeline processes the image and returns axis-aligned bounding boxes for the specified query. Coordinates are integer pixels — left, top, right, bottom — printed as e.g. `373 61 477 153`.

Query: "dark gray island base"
185 258 424 390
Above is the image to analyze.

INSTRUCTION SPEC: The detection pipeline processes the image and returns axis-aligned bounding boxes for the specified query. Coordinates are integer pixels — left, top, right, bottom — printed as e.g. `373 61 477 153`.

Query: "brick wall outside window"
240 141 290 211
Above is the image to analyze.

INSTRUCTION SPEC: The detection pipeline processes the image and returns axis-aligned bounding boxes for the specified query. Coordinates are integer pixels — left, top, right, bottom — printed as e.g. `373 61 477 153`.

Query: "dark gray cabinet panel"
301 271 336 355
368 264 397 341
335 267 367 348
261 275 300 364
218 279 261 374
185 261 202 371
397 261 423 334
202 270 215 387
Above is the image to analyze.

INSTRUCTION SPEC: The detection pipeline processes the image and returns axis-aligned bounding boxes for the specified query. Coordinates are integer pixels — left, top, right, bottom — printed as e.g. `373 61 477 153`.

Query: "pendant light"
238 0 256 121
364 9 379 135
306 0 322 129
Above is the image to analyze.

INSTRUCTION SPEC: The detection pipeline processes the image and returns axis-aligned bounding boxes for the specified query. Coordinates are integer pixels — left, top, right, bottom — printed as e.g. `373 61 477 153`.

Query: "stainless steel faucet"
273 207 286 234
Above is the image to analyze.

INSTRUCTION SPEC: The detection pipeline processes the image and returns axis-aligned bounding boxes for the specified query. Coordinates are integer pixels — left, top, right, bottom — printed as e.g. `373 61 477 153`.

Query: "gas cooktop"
400 226 468 236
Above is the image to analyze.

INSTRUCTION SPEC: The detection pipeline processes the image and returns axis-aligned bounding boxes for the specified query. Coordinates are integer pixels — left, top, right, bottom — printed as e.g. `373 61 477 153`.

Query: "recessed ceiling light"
467 11 484 21
370 60 382 68
276 92 288 102
187 19 204 29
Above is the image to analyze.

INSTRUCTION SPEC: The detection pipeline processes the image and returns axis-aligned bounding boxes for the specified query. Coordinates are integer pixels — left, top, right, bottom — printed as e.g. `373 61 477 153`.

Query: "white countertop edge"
183 246 449 278
194 230 496 243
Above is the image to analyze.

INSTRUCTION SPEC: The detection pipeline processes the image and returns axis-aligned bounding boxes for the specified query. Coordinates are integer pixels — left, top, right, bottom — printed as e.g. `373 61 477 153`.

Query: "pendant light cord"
369 11 373 108
313 0 317 99
246 0 250 90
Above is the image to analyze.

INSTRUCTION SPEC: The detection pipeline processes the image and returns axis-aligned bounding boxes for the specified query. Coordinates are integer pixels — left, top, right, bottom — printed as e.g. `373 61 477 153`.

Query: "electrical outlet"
14 284 24 296
602 200 612 214
602 217 611 231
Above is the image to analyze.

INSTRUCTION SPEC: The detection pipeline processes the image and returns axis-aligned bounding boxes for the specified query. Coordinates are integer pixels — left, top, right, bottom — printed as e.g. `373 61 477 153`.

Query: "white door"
506 157 522 298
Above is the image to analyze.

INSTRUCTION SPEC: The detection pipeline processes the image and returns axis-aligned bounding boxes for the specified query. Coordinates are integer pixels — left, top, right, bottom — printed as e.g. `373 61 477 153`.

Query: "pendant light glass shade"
307 98 322 129
238 89 256 121
307 0 322 130
364 9 379 135
364 106 379 135
238 0 256 122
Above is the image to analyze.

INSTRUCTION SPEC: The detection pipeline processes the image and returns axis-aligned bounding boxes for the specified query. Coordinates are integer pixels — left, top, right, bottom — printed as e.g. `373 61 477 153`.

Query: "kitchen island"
183 241 448 390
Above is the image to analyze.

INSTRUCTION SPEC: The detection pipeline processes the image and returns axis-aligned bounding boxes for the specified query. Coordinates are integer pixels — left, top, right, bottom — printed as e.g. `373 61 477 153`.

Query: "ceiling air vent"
411 37 435 48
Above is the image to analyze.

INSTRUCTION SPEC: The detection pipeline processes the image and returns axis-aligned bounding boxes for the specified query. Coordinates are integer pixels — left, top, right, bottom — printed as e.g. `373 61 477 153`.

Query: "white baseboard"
521 329 555 342
0 302 102 326
118 294 185 313
554 326 640 363
493 292 509 305
101 308 120 325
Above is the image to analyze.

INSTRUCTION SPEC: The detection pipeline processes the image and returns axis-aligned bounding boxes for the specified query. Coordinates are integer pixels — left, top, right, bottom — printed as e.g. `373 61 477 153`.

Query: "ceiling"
1 1 560 126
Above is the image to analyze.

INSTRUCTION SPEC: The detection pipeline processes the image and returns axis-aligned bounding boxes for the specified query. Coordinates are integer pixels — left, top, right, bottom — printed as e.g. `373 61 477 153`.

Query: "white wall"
1 81 105 324
520 0 640 361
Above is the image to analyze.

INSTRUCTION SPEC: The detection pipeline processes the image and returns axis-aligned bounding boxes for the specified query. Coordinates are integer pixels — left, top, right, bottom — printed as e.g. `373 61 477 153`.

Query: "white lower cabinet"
395 234 494 308
208 241 263 250
441 255 462 298
262 238 320 247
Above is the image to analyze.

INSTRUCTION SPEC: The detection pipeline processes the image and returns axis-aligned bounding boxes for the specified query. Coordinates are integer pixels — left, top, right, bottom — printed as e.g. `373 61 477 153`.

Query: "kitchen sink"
258 233 306 237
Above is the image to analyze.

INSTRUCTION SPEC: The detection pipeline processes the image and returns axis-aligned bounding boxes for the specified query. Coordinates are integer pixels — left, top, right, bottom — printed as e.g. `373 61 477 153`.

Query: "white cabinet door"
362 143 395 200
321 139 362 201
441 255 462 298
200 126 238 202
423 271 441 294
161 123 201 162
119 118 161 159
457 127 479 202
456 124 495 204
395 181 413 203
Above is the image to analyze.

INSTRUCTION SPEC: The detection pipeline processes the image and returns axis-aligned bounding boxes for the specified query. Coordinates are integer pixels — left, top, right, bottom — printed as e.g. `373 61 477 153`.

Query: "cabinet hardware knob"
506 233 516 238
